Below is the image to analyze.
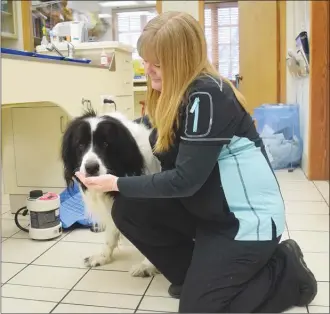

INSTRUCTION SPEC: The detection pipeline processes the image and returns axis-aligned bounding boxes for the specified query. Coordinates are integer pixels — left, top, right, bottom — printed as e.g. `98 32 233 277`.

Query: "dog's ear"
61 121 77 189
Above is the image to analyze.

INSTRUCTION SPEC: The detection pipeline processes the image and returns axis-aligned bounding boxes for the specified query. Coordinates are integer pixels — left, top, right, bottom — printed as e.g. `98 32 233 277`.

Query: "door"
12 106 68 188
238 1 279 114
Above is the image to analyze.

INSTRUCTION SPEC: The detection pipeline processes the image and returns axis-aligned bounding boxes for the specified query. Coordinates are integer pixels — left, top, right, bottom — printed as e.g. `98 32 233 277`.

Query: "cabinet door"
12 106 67 188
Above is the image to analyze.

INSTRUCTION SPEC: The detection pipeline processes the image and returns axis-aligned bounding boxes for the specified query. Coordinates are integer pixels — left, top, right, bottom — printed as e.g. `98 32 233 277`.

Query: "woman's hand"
75 172 119 192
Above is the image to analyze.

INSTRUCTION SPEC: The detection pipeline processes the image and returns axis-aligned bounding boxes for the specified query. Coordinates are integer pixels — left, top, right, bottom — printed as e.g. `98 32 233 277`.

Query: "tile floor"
1 168 329 313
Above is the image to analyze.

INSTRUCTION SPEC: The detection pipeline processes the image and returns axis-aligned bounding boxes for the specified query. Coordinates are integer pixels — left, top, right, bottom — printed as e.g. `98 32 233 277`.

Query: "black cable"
14 206 29 233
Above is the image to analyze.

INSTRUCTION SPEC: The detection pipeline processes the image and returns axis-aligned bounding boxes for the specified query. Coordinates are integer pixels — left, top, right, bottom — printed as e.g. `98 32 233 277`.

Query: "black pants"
112 195 300 313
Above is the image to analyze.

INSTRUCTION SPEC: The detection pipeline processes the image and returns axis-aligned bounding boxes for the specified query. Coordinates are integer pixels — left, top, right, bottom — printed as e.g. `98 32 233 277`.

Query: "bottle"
100 49 109 67
41 26 49 46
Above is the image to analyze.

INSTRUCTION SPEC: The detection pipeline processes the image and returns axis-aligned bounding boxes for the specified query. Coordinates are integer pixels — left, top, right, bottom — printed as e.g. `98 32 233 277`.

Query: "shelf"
1 32 17 39
1 10 12 16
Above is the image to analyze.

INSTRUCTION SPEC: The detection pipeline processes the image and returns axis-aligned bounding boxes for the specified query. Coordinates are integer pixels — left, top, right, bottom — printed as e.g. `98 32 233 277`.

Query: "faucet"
46 42 75 59
46 43 64 58
66 41 75 59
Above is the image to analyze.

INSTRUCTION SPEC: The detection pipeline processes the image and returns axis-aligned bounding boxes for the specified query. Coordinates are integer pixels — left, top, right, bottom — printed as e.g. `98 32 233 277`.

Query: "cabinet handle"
60 116 65 133
125 59 130 63
124 81 131 84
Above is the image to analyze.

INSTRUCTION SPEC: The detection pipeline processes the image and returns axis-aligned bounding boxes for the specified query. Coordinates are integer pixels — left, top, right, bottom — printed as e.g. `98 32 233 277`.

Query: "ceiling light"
99 1 137 7
145 1 156 4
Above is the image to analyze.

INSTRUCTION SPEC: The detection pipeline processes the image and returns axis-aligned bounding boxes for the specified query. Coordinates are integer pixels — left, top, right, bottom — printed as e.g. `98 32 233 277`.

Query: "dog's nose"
85 161 100 176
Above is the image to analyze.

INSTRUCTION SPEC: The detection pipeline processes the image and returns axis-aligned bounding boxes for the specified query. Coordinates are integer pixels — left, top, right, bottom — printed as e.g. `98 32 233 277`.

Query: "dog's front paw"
130 262 160 277
84 253 112 267
90 222 106 233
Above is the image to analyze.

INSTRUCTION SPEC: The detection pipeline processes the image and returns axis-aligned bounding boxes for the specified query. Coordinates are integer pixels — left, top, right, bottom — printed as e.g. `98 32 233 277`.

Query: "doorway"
308 0 329 180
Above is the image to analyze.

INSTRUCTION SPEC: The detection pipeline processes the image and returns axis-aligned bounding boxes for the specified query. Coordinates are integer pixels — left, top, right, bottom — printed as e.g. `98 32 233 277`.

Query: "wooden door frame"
21 0 34 51
308 0 329 180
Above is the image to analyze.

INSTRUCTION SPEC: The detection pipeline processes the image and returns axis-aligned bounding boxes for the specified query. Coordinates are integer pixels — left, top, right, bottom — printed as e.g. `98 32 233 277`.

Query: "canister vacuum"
14 190 62 240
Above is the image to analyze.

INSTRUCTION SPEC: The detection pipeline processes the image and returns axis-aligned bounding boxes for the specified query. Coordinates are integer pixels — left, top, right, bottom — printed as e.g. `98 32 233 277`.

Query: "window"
113 9 157 59
204 1 239 80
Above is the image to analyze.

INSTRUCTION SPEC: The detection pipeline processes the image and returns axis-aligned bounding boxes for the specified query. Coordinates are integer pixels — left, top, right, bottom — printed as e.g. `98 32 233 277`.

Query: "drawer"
116 53 133 72
113 70 133 96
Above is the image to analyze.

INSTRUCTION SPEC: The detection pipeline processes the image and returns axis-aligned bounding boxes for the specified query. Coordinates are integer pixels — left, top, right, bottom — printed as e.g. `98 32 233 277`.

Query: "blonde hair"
137 11 247 152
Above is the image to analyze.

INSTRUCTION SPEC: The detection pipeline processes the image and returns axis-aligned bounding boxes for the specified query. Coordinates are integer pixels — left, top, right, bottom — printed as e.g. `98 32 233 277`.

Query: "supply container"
253 104 303 170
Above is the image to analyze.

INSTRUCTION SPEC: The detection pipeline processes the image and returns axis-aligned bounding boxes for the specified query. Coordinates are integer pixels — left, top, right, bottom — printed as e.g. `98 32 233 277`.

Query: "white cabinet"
11 106 68 188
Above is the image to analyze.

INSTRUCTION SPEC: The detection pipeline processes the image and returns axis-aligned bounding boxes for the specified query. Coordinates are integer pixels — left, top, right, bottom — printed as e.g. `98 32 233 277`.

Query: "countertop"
1 53 113 70
36 41 134 53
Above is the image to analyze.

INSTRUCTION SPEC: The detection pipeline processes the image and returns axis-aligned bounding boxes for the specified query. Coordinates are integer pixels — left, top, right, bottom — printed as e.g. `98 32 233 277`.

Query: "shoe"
280 239 317 306
168 284 182 299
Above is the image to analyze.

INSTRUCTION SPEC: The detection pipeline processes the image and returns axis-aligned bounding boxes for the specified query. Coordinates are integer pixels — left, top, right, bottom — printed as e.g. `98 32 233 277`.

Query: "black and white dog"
61 108 160 277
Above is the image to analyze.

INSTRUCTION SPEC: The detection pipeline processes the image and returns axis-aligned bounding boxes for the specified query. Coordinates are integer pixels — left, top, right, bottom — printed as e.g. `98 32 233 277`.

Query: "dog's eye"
79 144 84 150
103 142 108 148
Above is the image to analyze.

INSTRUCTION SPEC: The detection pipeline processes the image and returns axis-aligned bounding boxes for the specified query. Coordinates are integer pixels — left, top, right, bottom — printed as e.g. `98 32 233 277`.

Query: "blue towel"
59 181 94 229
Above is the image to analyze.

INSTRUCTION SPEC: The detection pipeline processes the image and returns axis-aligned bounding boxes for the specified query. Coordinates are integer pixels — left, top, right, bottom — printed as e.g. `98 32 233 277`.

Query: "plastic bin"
253 104 303 170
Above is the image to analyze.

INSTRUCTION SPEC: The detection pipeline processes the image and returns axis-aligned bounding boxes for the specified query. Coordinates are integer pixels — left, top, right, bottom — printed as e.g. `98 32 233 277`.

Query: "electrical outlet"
100 95 117 113
100 95 115 105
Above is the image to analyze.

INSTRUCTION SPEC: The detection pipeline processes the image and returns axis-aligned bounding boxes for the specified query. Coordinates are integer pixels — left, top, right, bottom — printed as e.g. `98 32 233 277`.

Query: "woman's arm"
117 81 239 198
117 143 222 198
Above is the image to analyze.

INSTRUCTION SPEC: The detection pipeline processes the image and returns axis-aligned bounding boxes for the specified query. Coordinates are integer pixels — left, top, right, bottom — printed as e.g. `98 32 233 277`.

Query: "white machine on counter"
52 21 94 44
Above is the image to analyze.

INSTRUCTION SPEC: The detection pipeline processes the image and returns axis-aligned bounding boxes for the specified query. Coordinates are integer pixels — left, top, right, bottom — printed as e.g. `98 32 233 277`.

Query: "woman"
76 11 317 313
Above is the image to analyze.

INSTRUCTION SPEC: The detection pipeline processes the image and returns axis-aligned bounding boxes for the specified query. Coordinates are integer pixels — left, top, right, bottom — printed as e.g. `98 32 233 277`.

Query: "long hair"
137 11 247 152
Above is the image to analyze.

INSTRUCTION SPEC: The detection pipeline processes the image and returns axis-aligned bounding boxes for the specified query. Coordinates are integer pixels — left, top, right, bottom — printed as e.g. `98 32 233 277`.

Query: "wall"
1 1 24 50
286 0 310 175
161 1 199 20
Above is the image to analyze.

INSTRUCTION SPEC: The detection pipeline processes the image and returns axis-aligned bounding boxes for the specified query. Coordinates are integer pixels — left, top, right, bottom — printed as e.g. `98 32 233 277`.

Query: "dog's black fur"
61 109 145 194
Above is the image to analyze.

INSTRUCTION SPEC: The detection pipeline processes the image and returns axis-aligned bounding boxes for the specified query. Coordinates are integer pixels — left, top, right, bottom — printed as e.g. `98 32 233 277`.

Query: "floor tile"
1 263 27 283
1 204 11 214
281 187 324 202
136 311 163 313
310 282 329 307
304 253 329 282
283 306 308 313
62 290 141 310
284 201 329 215
289 231 329 253
1 218 28 237
285 214 329 232
61 228 105 243
2 238 56 263
146 275 170 298
275 168 307 181
2 284 68 302
53 303 134 313
1 297 56 313
74 269 152 295
2 211 29 220
8 264 88 289
314 181 329 204
32 241 103 268
308 306 330 313
280 180 316 191
138 296 179 312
